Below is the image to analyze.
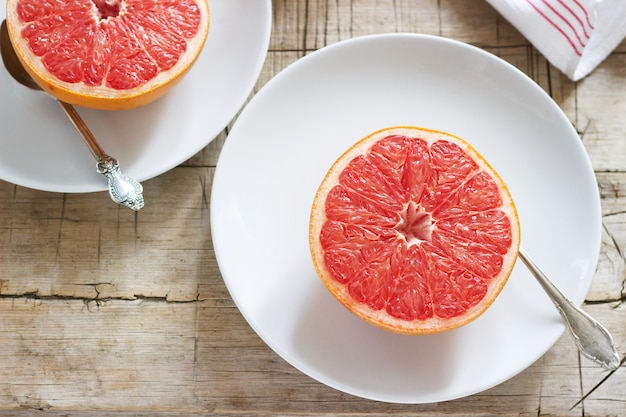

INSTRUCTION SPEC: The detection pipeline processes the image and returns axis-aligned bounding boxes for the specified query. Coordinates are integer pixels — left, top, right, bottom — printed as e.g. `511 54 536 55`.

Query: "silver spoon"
519 247 620 370
0 20 144 211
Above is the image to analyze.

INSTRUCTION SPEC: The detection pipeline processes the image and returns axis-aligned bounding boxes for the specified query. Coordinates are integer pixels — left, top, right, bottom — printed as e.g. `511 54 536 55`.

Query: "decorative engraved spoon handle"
96 157 144 211
58 101 144 211
518 247 620 370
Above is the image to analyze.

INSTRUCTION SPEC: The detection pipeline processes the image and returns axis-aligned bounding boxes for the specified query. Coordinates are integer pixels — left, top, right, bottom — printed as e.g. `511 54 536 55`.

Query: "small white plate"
0 0 271 192
211 34 601 403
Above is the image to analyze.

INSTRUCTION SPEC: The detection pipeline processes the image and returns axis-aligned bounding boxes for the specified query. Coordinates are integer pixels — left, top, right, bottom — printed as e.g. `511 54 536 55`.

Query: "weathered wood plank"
2 295 623 415
1 168 216 302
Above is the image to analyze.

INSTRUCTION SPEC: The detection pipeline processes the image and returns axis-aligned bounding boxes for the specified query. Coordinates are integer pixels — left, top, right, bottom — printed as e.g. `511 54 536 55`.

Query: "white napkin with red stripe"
486 0 626 80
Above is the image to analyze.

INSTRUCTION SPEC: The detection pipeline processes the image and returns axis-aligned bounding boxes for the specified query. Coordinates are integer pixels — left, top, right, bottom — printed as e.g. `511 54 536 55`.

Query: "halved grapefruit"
5 0 210 110
309 126 520 335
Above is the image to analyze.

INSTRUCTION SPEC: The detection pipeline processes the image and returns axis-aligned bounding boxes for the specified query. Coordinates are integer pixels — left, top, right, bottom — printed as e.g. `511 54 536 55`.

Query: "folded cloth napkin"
486 0 626 80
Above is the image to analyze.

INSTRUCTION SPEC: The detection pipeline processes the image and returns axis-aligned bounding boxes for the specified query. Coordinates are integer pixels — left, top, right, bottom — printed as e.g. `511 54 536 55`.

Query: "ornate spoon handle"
96 157 144 211
57 101 144 211
518 247 620 370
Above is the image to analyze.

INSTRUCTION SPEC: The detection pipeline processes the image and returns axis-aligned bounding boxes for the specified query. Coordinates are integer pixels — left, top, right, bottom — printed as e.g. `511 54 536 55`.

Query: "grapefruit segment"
6 0 210 110
310 126 520 335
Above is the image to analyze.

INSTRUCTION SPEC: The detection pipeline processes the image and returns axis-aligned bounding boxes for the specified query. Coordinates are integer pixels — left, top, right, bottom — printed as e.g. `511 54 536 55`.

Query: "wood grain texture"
2 0 626 415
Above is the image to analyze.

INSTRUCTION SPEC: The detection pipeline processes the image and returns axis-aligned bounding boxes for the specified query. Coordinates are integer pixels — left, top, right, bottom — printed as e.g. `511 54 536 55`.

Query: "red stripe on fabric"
557 0 590 38
541 0 586 48
572 0 595 29
526 0 583 56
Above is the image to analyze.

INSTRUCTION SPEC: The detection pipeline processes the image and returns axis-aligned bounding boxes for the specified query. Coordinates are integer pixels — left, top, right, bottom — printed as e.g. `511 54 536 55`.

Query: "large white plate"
211 34 601 403
0 0 271 192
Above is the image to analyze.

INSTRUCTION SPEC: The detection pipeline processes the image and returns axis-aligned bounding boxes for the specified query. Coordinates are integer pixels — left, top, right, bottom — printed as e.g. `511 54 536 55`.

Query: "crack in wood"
0 291 202 304
55 194 67 262
571 355 626 410
603 222 625 261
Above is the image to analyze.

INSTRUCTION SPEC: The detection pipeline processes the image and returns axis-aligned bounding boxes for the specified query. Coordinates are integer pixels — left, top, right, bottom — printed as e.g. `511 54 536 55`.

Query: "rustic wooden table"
2 1 625 416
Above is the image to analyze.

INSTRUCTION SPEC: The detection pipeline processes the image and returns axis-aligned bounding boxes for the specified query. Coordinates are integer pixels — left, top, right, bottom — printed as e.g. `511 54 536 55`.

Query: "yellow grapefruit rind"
309 126 521 336
5 0 210 110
